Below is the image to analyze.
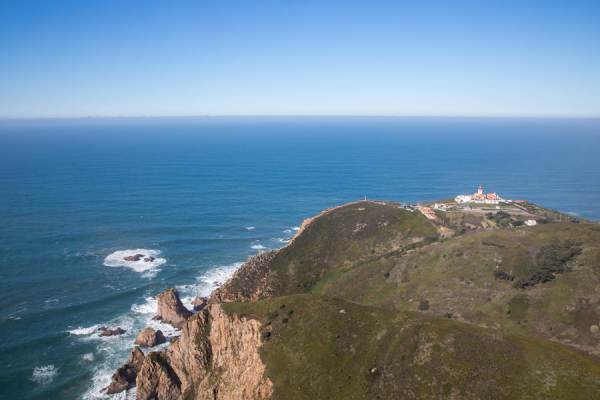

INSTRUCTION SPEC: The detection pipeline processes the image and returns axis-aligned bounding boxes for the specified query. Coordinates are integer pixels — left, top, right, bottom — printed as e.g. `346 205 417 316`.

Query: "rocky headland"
105 200 600 399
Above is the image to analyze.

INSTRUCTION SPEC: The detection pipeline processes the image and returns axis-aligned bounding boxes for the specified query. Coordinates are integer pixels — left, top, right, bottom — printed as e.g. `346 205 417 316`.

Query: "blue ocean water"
0 117 599 399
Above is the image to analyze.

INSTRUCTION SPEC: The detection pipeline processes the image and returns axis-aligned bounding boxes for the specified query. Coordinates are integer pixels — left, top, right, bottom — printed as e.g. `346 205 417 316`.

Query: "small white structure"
525 220 537 226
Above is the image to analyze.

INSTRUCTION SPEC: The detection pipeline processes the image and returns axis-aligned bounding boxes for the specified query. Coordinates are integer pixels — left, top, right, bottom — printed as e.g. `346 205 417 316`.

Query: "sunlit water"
0 117 599 399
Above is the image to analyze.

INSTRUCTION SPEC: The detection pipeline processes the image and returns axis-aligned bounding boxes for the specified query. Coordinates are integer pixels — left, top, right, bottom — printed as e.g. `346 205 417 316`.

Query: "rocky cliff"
136 304 272 400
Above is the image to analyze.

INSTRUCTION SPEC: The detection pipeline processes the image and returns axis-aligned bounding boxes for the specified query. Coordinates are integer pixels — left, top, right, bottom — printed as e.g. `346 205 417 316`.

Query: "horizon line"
2 115 600 120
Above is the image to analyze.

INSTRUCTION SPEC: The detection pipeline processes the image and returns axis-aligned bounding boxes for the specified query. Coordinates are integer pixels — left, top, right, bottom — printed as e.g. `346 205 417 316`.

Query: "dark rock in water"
100 327 125 337
135 327 166 348
152 315 162 321
153 288 193 329
144 257 155 262
105 346 145 394
113 327 125 335
98 326 107 331
124 254 144 262
192 296 209 312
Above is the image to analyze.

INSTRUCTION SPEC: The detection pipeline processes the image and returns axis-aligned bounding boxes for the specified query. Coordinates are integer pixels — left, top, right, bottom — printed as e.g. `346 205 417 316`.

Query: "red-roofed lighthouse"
478 185 483 195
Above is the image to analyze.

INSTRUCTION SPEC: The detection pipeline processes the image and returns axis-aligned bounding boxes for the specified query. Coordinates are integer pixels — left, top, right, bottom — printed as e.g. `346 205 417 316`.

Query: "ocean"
0 117 599 399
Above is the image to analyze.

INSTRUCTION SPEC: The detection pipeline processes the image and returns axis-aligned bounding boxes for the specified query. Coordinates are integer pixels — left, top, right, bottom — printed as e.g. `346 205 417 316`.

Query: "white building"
525 220 537 226
456 186 506 204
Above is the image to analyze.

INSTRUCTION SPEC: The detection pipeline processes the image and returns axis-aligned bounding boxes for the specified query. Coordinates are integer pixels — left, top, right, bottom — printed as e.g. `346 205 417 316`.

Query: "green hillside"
223 294 600 399
220 201 600 355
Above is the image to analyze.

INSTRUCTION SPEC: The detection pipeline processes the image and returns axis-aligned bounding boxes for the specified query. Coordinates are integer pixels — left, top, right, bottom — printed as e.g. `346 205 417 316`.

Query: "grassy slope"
220 201 600 353
222 295 600 400
316 220 600 353
219 201 438 300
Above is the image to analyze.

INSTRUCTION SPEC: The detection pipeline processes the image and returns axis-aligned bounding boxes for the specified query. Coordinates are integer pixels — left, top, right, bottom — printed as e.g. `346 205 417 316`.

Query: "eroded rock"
136 352 182 400
124 254 144 261
135 327 166 348
135 304 272 400
100 327 125 337
192 296 209 311
105 346 145 394
153 288 192 329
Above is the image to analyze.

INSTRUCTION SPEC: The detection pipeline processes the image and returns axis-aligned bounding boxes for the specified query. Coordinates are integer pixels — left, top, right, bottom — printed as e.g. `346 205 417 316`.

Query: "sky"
0 0 599 118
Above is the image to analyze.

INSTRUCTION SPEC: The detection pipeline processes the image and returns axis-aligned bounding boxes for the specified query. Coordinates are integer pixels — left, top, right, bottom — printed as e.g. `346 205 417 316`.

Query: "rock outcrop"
100 327 125 336
153 288 193 329
136 304 272 400
210 251 277 303
124 254 144 261
192 296 209 311
136 352 182 400
144 256 155 262
134 327 166 348
104 346 145 394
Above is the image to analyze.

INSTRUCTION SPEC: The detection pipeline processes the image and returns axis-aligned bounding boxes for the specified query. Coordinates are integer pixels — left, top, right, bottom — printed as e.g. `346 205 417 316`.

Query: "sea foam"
103 249 165 278
31 365 58 385
251 244 266 249
68 325 99 335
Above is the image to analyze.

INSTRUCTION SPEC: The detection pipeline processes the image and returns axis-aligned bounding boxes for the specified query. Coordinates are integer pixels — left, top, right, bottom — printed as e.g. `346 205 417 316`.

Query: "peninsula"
107 198 600 399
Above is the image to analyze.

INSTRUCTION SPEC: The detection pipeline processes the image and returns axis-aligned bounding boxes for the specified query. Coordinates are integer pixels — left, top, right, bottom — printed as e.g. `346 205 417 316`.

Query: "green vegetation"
513 239 583 288
131 200 600 400
482 241 506 248
222 295 600 399
486 211 523 227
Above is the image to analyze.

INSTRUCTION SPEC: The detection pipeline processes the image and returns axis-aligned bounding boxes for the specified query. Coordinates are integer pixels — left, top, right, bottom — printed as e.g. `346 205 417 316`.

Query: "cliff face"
136 304 272 400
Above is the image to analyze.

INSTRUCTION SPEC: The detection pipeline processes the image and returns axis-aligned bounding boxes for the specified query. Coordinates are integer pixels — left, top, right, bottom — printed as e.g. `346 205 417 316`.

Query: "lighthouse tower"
478 185 483 195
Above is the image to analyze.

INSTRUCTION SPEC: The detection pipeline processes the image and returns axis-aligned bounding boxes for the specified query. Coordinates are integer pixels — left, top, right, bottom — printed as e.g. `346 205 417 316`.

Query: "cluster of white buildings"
455 186 505 204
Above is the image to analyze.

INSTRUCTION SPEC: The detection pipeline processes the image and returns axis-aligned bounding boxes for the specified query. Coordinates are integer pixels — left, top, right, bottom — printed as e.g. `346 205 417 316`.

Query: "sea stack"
152 288 192 329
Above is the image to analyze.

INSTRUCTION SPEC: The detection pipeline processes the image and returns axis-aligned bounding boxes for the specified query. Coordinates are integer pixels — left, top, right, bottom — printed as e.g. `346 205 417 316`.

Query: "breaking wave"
31 365 58 385
68 325 99 335
103 249 165 278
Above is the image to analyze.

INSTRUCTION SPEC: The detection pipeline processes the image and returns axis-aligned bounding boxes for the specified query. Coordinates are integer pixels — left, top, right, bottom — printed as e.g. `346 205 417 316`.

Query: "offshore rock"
134 327 166 348
153 288 192 329
192 296 209 311
144 256 155 262
104 346 145 394
100 327 125 336
124 254 143 261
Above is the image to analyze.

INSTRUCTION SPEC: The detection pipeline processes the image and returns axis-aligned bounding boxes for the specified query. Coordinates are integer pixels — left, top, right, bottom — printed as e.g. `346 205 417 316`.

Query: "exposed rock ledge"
105 346 145 394
136 303 272 400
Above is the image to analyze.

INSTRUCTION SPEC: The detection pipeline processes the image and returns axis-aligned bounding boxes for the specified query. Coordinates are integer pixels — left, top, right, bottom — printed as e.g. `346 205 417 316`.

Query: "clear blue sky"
1 0 599 118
